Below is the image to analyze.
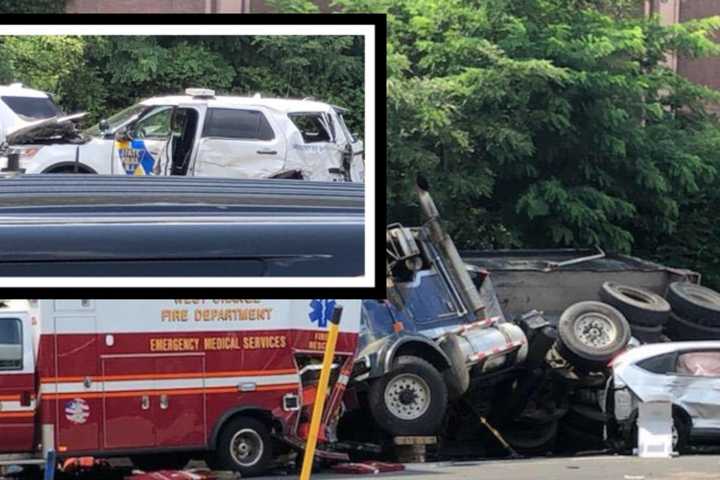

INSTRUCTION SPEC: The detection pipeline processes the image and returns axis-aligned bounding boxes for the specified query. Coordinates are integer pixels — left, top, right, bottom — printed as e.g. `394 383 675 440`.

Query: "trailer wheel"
557 422 606 452
564 404 607 431
630 323 664 344
368 355 447 435
667 282 720 326
130 453 190 471
557 301 630 371
664 313 720 341
599 282 670 327
502 419 558 456
210 416 272 477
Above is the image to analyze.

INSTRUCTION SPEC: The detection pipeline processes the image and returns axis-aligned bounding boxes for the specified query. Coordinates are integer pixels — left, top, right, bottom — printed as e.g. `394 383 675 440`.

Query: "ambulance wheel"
130 452 190 471
210 416 272 477
368 355 448 435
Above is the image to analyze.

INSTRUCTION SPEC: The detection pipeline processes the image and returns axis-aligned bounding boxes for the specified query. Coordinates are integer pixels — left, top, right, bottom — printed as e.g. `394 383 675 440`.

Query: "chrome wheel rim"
229 428 263 467
575 313 617 349
384 373 431 420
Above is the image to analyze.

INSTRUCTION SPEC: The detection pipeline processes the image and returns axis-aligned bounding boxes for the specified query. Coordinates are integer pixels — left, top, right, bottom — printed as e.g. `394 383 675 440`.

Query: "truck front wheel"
208 416 273 477
368 355 448 436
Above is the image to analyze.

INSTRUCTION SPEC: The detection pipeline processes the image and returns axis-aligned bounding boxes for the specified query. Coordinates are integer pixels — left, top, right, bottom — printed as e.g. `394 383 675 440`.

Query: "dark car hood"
6 112 88 145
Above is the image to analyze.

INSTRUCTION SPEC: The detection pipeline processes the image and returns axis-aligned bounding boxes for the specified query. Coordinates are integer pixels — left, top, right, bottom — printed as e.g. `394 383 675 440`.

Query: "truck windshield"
1 96 61 121
84 103 149 137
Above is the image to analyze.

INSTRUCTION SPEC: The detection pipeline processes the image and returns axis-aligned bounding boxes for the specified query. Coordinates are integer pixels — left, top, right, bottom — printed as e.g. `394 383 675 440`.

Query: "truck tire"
665 313 720 341
570 387 601 408
667 282 720 326
599 282 670 327
368 355 447 436
502 419 558 456
630 323 664 344
564 404 607 431
438 333 470 400
558 422 605 452
130 453 190 471
557 301 631 371
209 416 273 477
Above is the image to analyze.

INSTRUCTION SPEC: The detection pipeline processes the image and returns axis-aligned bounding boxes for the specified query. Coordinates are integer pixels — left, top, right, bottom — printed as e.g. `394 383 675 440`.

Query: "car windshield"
1 96 62 121
84 103 149 137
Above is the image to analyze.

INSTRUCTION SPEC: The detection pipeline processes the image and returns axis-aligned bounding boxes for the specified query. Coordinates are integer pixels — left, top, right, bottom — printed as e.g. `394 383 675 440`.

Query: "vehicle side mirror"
99 119 110 132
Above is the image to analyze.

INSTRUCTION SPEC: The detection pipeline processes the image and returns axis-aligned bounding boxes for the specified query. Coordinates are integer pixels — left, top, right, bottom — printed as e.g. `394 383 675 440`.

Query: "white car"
604 341 720 451
5 89 364 182
0 83 63 142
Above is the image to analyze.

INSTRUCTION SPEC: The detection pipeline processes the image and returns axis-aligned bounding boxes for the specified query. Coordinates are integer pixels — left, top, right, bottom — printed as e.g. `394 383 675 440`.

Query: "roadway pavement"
281 455 720 480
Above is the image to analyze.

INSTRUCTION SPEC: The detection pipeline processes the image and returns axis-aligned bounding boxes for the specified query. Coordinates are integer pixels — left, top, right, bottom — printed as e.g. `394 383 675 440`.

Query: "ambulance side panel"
33 299 359 457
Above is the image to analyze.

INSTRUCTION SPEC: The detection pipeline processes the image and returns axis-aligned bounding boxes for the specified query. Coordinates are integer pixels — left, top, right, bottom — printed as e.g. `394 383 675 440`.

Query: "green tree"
338 0 720 271
0 0 64 13
0 36 84 103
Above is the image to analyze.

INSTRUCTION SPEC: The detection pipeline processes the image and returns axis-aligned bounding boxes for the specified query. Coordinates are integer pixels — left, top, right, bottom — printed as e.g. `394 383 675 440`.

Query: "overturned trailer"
465 248 697 320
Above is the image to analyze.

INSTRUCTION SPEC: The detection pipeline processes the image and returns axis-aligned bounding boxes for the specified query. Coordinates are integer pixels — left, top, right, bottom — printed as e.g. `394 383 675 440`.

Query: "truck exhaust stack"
415 175 485 317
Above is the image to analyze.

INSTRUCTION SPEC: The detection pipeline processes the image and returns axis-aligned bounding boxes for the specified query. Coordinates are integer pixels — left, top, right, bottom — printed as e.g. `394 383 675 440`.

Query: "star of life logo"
309 299 336 328
65 398 90 424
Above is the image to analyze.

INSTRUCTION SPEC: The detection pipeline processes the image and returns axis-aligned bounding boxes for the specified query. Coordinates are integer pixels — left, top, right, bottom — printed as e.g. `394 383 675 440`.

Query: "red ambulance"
0 299 360 476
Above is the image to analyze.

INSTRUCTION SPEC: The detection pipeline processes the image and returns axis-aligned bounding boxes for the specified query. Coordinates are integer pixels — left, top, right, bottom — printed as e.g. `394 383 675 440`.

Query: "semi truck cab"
347 180 529 438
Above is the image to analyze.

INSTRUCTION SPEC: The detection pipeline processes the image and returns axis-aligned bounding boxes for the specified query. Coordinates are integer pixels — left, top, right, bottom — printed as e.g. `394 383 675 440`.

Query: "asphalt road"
276 455 720 480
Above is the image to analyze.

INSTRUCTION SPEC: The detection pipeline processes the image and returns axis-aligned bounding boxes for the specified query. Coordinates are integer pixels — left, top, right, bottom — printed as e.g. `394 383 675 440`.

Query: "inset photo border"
0 14 386 298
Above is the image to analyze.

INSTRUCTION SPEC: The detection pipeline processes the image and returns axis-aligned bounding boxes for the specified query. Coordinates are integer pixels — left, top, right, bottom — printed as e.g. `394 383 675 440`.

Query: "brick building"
64 0 333 13
648 0 720 92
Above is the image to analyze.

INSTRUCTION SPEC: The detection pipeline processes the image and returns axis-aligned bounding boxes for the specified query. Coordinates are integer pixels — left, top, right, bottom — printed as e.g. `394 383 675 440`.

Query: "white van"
5 89 364 182
0 83 63 143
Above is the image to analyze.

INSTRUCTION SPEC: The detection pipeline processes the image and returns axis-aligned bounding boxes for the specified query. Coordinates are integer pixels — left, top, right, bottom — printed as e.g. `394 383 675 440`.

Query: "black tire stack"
599 282 671 344
664 282 720 341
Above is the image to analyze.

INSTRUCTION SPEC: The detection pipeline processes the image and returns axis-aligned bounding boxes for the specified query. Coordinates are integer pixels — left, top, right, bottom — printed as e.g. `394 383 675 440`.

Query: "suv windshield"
84 103 149 137
1 96 61 121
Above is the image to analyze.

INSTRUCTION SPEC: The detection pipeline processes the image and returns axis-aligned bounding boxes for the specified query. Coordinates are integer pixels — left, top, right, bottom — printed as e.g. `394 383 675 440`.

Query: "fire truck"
0 299 360 477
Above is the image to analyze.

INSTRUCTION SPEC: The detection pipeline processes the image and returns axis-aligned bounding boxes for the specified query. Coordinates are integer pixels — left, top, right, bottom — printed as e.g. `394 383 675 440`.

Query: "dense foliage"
2 0 720 286
0 35 364 131
0 0 64 13
341 0 720 286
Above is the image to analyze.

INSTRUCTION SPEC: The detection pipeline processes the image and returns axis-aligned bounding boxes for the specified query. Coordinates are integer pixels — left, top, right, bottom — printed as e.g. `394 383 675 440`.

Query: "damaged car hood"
6 112 88 145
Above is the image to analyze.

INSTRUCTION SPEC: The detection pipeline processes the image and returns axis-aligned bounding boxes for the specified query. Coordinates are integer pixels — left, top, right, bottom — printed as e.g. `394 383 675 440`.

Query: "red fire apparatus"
0 299 360 477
